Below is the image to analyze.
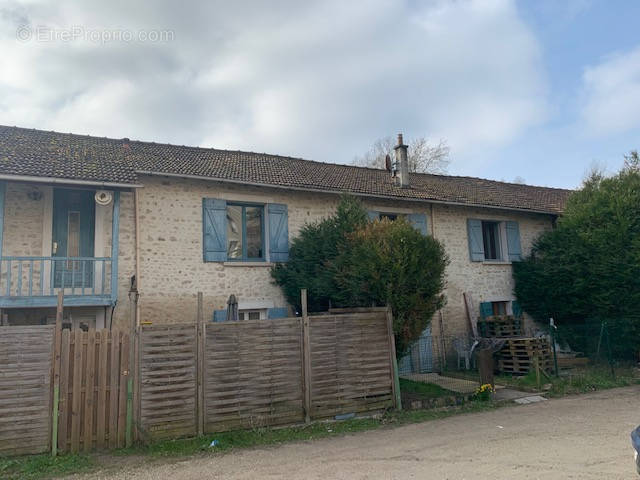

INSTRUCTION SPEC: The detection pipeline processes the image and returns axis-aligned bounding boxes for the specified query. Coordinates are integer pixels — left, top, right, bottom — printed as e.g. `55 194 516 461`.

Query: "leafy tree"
272 196 449 357
271 195 367 312
353 135 450 174
513 156 640 358
333 219 448 357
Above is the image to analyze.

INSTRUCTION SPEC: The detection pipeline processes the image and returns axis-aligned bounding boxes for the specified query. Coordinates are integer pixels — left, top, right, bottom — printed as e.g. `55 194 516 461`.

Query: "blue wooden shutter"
268 203 289 262
408 213 429 236
367 210 379 221
267 307 288 319
506 221 522 261
479 302 493 319
467 219 484 261
203 198 227 262
213 309 227 322
512 300 522 318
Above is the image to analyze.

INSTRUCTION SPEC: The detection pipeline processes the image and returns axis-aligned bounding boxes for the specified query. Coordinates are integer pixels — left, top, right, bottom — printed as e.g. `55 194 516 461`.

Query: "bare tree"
513 176 526 184
354 135 450 174
623 150 639 171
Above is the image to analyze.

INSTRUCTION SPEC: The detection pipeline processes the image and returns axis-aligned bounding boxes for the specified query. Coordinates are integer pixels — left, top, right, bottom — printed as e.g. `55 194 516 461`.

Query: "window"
491 301 507 316
226 204 264 261
479 300 509 318
468 219 521 262
238 309 266 320
67 211 81 270
203 199 289 263
481 221 502 260
378 212 405 221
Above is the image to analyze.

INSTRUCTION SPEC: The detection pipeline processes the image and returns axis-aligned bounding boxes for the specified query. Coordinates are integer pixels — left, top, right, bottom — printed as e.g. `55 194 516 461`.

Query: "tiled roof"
0 125 571 214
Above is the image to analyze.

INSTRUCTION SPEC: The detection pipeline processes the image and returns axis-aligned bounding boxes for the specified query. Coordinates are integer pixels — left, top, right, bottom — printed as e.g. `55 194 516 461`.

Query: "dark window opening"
482 221 501 260
492 301 507 316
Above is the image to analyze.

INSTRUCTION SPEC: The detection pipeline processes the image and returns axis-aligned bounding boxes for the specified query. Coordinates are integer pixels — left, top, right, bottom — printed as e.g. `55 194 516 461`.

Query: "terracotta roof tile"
0 125 570 214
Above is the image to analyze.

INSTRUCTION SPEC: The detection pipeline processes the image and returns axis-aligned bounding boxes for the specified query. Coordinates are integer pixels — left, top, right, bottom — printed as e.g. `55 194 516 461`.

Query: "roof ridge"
0 124 571 192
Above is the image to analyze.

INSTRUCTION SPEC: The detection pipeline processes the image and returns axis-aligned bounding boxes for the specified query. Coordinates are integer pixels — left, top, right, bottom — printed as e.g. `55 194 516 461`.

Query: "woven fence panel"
309 312 393 418
204 318 304 432
139 324 197 441
0 325 54 455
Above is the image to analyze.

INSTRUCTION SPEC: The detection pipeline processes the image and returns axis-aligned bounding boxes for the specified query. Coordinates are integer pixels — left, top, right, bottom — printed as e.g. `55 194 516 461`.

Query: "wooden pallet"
497 337 552 375
478 315 523 338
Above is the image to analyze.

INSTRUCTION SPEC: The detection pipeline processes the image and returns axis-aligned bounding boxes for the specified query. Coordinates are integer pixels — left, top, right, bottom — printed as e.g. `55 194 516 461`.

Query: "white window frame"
238 309 267 321
480 220 509 262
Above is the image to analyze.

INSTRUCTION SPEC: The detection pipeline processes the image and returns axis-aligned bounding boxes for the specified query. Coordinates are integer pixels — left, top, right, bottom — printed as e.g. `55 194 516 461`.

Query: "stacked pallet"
477 315 552 375
497 337 552 375
478 315 523 338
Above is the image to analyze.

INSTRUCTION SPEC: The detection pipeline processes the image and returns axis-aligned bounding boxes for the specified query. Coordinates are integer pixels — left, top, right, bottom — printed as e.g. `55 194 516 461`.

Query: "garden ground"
67 385 639 479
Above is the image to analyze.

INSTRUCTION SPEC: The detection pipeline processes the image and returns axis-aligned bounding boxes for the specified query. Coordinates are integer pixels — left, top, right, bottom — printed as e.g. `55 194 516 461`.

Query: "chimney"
394 133 409 188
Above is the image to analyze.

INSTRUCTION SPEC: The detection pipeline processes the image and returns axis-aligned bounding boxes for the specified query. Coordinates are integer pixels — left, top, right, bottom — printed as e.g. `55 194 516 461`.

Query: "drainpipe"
134 188 141 327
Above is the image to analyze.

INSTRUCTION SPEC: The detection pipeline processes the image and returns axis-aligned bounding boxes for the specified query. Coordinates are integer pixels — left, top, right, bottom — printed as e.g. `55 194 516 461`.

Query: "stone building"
0 126 570 343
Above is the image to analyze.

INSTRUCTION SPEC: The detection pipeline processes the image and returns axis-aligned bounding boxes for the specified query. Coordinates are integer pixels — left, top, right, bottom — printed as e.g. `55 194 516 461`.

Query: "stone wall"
430 203 553 338
132 175 553 337
3 182 44 256
1 178 554 338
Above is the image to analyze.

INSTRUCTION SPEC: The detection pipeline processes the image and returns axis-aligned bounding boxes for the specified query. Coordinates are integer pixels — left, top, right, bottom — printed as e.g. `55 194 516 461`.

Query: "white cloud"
0 0 546 166
580 45 640 136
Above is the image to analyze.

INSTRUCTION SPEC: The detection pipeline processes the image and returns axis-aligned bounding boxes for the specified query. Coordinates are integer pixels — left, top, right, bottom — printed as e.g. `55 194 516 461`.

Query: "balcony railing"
0 256 114 307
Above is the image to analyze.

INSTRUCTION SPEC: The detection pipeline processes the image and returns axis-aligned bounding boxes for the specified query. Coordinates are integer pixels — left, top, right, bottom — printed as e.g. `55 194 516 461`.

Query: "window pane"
482 221 500 260
380 213 398 221
227 205 243 259
67 211 80 270
492 301 507 316
245 206 263 259
247 311 260 320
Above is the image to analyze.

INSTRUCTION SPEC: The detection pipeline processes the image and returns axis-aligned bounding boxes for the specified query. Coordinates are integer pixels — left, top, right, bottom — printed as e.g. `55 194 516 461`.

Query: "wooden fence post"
126 289 137 447
51 291 63 456
385 306 401 411
197 292 204 436
301 289 311 423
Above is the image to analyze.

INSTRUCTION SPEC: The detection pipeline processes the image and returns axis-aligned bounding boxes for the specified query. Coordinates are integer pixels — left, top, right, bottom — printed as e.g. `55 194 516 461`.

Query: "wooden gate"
0 325 54 456
54 329 130 453
138 324 198 441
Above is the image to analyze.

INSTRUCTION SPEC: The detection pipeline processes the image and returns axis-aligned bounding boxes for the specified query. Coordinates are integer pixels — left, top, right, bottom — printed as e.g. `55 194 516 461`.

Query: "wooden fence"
138 324 198 441
138 305 397 441
0 299 397 455
0 325 54 456
309 312 395 418
55 329 130 453
204 317 305 432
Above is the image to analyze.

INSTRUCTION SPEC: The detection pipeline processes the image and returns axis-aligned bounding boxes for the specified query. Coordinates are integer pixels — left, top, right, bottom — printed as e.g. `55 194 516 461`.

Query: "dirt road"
76 386 639 480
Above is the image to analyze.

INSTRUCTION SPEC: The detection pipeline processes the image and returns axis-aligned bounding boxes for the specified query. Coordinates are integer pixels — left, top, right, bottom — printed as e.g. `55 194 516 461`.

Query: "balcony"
0 256 116 308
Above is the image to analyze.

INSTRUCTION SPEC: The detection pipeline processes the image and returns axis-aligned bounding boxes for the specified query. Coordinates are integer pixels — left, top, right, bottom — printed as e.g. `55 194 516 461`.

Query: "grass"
495 364 640 397
3 365 636 479
0 401 506 479
0 453 93 480
123 401 503 458
399 378 456 398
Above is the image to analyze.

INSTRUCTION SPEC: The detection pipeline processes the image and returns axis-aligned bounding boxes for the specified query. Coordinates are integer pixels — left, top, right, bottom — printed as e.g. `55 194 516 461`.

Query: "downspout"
134 188 141 327
431 203 447 367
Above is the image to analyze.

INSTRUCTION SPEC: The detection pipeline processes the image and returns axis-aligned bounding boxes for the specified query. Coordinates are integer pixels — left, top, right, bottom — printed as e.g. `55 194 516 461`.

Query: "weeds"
0 453 93 480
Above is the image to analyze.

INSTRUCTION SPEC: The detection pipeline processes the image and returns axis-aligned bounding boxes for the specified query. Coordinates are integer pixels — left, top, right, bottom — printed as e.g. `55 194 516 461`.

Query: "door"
52 189 95 289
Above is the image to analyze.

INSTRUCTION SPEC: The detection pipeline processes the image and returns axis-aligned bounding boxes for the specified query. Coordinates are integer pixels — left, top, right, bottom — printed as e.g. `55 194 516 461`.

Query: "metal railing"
0 256 113 297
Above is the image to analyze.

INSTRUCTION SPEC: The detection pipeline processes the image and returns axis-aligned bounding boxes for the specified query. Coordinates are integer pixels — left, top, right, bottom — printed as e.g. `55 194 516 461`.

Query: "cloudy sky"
1 0 638 188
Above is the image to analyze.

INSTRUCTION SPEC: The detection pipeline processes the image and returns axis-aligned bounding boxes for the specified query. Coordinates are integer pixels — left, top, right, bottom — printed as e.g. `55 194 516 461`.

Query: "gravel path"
73 386 640 480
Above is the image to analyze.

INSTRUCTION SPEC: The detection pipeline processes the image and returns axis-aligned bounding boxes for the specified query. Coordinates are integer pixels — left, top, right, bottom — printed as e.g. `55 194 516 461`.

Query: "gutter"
135 170 561 216
0 173 143 189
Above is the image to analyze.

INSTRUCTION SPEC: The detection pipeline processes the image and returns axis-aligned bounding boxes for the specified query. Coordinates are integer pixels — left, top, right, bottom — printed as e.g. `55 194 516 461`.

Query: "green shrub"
333 218 448 357
513 157 640 359
272 196 449 357
271 195 367 312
